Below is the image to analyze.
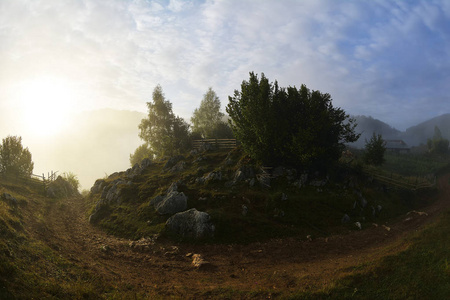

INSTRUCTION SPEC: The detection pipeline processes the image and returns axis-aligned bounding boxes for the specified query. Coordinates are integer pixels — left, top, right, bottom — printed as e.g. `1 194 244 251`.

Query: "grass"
288 208 450 299
87 148 438 244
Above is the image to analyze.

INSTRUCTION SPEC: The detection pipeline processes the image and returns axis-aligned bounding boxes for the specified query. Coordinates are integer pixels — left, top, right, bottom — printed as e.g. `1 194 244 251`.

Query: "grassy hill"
0 148 449 299
86 146 440 244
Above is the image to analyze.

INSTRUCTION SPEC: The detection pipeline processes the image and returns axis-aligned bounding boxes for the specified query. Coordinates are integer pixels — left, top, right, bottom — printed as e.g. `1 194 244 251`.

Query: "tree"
427 126 449 155
129 143 152 166
0 135 34 177
191 88 231 138
364 133 386 166
226 72 359 170
137 85 190 158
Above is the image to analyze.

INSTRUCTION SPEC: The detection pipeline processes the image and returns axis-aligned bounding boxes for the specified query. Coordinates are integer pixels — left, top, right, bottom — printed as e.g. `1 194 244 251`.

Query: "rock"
341 214 350 224
204 171 222 183
310 180 327 187
90 179 105 194
198 142 214 152
126 158 153 179
104 180 126 205
129 235 159 251
354 222 362 230
149 195 164 207
249 178 255 187
360 197 367 208
195 177 206 184
241 204 248 216
155 191 188 215
164 155 185 170
166 208 215 239
170 161 186 173
191 254 209 268
166 181 180 194
234 170 246 182
281 193 288 201
257 174 271 188
1 193 18 206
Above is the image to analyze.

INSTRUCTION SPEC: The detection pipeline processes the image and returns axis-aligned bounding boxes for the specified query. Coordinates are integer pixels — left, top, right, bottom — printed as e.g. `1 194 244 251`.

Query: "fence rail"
364 167 436 191
193 139 238 149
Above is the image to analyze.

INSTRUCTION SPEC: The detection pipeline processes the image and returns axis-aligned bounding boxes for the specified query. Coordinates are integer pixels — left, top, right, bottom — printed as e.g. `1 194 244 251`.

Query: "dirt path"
31 175 450 297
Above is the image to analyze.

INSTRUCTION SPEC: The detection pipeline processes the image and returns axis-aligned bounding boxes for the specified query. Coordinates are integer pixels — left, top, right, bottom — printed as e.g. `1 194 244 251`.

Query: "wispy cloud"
1 0 450 130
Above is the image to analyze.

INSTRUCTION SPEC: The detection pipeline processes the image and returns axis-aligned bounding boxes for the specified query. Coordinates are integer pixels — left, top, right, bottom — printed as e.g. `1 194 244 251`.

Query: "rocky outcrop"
154 191 188 215
89 179 130 223
150 181 187 215
126 158 152 179
166 208 215 239
46 176 78 198
164 155 185 170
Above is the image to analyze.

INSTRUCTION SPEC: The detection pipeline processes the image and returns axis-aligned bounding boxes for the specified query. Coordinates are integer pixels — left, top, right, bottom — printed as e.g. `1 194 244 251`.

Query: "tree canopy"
0 135 34 177
137 85 190 159
364 133 386 166
226 72 359 170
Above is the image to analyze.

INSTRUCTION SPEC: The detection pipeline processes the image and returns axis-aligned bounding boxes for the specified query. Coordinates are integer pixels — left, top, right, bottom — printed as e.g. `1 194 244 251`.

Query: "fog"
0 109 145 191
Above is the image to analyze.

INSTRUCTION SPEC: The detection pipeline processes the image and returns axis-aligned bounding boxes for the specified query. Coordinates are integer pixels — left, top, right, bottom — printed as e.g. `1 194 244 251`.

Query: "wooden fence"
193 139 238 150
31 171 58 191
364 167 436 191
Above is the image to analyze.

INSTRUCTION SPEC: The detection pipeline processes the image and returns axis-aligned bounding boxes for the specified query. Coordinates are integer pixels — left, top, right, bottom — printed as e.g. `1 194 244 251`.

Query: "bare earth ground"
26 175 450 298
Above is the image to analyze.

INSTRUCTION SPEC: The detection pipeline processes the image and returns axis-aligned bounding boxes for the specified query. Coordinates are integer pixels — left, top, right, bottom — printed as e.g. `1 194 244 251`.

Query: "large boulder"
155 191 188 215
90 179 106 194
166 208 215 239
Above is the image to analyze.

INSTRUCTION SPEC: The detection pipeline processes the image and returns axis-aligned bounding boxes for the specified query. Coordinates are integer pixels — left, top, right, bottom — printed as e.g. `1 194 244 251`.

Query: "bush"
364 133 386 166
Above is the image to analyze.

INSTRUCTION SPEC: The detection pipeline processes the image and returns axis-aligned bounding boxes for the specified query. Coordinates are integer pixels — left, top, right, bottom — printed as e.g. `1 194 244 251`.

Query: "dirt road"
31 175 450 298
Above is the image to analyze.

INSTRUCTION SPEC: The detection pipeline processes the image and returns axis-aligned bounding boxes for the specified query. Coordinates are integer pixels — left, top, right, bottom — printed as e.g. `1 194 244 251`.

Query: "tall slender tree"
137 85 190 159
191 88 230 138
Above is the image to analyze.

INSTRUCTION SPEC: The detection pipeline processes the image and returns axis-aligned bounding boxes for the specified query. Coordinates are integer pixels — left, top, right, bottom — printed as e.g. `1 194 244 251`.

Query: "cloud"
1 0 450 131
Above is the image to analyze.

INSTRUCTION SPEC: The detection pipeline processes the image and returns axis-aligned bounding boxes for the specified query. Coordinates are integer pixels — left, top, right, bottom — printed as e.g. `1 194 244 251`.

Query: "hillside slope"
1 171 449 298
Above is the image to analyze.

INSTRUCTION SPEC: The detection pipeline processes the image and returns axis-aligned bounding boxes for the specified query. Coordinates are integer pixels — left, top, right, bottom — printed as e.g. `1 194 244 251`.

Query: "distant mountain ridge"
350 113 450 148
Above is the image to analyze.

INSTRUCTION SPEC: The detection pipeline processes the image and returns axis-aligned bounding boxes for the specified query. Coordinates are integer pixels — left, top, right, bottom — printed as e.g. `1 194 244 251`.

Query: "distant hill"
349 113 450 148
349 115 402 148
402 113 450 146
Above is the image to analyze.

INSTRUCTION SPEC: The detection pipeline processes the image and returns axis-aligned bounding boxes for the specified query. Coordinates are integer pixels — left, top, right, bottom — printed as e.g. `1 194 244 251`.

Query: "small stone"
192 254 209 268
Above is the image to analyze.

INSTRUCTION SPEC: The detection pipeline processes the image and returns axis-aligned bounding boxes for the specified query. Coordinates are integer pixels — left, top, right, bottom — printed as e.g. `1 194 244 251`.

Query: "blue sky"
1 0 450 131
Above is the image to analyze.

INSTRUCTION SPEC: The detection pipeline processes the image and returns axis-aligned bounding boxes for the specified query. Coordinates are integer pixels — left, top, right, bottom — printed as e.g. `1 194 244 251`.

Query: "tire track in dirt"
36 174 450 296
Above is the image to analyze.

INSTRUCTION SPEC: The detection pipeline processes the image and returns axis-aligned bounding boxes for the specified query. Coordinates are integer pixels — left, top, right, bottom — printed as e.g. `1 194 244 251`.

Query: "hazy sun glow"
16 77 76 137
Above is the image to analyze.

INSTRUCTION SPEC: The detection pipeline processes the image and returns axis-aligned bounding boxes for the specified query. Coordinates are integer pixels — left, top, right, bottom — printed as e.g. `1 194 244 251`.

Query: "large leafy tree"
191 87 232 139
138 85 190 158
0 135 34 177
226 72 359 170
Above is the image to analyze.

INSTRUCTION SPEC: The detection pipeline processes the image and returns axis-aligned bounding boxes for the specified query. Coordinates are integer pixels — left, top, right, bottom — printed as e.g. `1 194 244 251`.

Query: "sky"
1 0 450 188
